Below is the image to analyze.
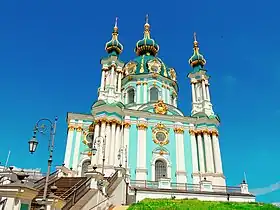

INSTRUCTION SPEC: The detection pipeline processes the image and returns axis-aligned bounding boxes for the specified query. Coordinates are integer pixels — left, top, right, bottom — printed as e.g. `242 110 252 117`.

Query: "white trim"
151 154 171 181
125 87 136 104
78 157 91 176
148 85 162 102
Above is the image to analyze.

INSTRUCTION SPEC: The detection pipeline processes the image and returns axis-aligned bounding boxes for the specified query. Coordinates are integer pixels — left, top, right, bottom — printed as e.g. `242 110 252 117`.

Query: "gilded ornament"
152 73 158 78
68 125 75 131
202 129 209 134
174 127 184 134
88 123 95 132
152 123 169 146
136 81 142 85
189 129 196 135
147 58 161 73
137 123 148 130
76 126 83 132
125 62 137 75
211 130 219 136
82 139 88 145
87 151 92 157
159 150 167 155
169 68 177 81
123 122 131 128
154 100 168 115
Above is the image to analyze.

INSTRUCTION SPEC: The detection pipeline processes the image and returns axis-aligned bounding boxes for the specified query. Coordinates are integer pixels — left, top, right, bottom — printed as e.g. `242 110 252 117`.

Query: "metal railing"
61 177 91 210
106 171 119 190
129 180 242 194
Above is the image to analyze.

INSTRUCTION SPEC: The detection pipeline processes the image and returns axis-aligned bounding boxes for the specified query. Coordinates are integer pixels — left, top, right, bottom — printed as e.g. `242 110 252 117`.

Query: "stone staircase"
113 206 129 210
69 189 98 210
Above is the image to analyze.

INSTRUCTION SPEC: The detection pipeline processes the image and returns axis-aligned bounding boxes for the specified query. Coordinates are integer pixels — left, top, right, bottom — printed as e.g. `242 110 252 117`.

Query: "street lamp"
28 116 58 210
92 136 106 176
117 145 127 168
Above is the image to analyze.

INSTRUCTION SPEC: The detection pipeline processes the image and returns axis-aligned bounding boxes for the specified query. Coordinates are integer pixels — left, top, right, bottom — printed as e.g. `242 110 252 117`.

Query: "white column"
109 122 116 165
190 131 198 173
212 132 223 173
105 122 111 165
100 70 105 91
98 121 106 166
143 82 147 103
72 126 83 171
162 84 166 103
197 133 205 173
136 122 147 180
136 82 141 104
64 125 75 168
118 72 122 92
206 84 211 101
110 67 115 87
123 123 130 167
91 123 100 166
191 82 196 102
166 87 170 104
114 124 121 166
175 128 186 183
203 131 214 173
202 79 207 100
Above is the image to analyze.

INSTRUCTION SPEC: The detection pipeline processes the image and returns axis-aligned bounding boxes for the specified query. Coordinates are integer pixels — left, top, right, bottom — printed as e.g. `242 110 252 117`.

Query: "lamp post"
117 145 127 168
28 116 58 210
92 136 106 176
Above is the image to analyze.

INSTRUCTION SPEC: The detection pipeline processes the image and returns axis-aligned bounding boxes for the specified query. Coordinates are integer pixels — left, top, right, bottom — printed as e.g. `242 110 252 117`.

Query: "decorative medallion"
154 100 168 115
125 61 137 75
152 123 169 146
147 58 161 73
169 68 177 81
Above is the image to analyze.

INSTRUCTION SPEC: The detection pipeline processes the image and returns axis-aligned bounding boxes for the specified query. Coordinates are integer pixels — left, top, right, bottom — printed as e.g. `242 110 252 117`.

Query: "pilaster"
64 125 75 168
189 129 199 181
72 125 83 171
203 130 214 173
136 120 148 180
212 131 223 174
174 126 186 183
136 81 141 104
197 133 205 173
114 124 121 166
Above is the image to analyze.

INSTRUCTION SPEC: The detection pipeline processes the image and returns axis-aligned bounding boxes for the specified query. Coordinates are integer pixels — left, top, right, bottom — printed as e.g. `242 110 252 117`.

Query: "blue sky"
0 0 279 203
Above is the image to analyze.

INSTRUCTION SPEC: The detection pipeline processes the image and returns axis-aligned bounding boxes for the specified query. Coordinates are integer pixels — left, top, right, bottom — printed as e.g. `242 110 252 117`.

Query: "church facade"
63 17 226 188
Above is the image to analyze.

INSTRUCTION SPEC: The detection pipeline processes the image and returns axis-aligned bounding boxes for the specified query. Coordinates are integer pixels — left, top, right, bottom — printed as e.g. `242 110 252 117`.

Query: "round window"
156 132 166 142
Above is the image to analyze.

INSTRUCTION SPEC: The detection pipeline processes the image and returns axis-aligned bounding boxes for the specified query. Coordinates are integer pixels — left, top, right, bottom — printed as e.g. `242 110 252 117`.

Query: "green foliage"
128 199 279 210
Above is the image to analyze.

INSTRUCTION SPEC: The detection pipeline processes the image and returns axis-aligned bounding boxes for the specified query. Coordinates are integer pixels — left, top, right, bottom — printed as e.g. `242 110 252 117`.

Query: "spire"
188 32 206 69
135 14 159 56
105 17 123 55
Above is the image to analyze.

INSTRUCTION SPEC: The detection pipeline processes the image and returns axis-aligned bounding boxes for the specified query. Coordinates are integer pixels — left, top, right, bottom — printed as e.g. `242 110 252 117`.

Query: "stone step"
113 205 129 210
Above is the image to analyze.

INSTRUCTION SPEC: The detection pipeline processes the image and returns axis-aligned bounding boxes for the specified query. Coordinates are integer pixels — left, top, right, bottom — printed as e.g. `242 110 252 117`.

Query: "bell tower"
188 33 214 117
98 18 125 104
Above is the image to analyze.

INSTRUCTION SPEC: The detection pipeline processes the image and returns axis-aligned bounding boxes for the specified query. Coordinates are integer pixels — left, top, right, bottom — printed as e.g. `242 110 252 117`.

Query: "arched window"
127 89 135 104
155 160 167 181
150 87 159 102
81 160 91 177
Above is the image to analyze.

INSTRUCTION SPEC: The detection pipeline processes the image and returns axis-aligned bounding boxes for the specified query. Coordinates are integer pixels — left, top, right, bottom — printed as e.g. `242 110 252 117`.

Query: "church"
61 16 255 204
0 17 256 210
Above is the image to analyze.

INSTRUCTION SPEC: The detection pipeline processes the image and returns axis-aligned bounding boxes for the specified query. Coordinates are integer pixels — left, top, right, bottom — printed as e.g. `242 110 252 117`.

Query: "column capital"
211 130 219 136
123 122 131 128
142 81 148 85
137 123 148 130
76 126 83 132
68 125 75 131
174 127 184 134
136 81 142 86
189 129 196 135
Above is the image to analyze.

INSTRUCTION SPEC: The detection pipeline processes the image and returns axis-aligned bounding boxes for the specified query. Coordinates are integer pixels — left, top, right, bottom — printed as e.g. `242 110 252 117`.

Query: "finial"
114 17 118 28
193 32 197 42
145 14 149 25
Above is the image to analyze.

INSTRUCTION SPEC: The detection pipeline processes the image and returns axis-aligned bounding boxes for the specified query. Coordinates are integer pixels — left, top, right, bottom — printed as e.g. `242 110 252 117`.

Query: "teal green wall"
69 130 77 168
129 124 137 180
184 131 193 184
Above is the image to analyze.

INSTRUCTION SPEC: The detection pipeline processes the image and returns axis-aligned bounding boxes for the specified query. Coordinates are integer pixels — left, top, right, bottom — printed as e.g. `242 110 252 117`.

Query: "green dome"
135 23 159 56
125 55 177 81
105 26 123 55
188 40 206 67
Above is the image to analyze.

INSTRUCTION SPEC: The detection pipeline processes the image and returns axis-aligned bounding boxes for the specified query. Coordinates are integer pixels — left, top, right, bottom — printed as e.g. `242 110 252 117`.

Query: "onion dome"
105 17 123 55
135 15 159 56
188 32 206 68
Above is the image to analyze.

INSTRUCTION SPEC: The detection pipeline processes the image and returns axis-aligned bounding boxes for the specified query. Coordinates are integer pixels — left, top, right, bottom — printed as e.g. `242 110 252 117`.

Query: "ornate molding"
123 122 131 128
137 122 148 130
174 127 184 134
154 100 168 115
76 126 83 132
189 129 219 136
136 81 142 86
68 125 75 131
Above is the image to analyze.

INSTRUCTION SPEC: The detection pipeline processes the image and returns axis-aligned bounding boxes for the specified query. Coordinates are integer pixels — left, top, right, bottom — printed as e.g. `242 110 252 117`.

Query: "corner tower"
188 33 214 117
97 18 125 104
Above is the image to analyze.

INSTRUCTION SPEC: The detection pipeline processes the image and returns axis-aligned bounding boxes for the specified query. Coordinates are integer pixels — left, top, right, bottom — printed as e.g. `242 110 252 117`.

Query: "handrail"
34 170 58 184
60 178 87 199
0 198 7 210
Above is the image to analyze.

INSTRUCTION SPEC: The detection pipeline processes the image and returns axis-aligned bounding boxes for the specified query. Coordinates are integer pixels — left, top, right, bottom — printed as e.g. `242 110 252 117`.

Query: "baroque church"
0 17 255 210
65 16 227 187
